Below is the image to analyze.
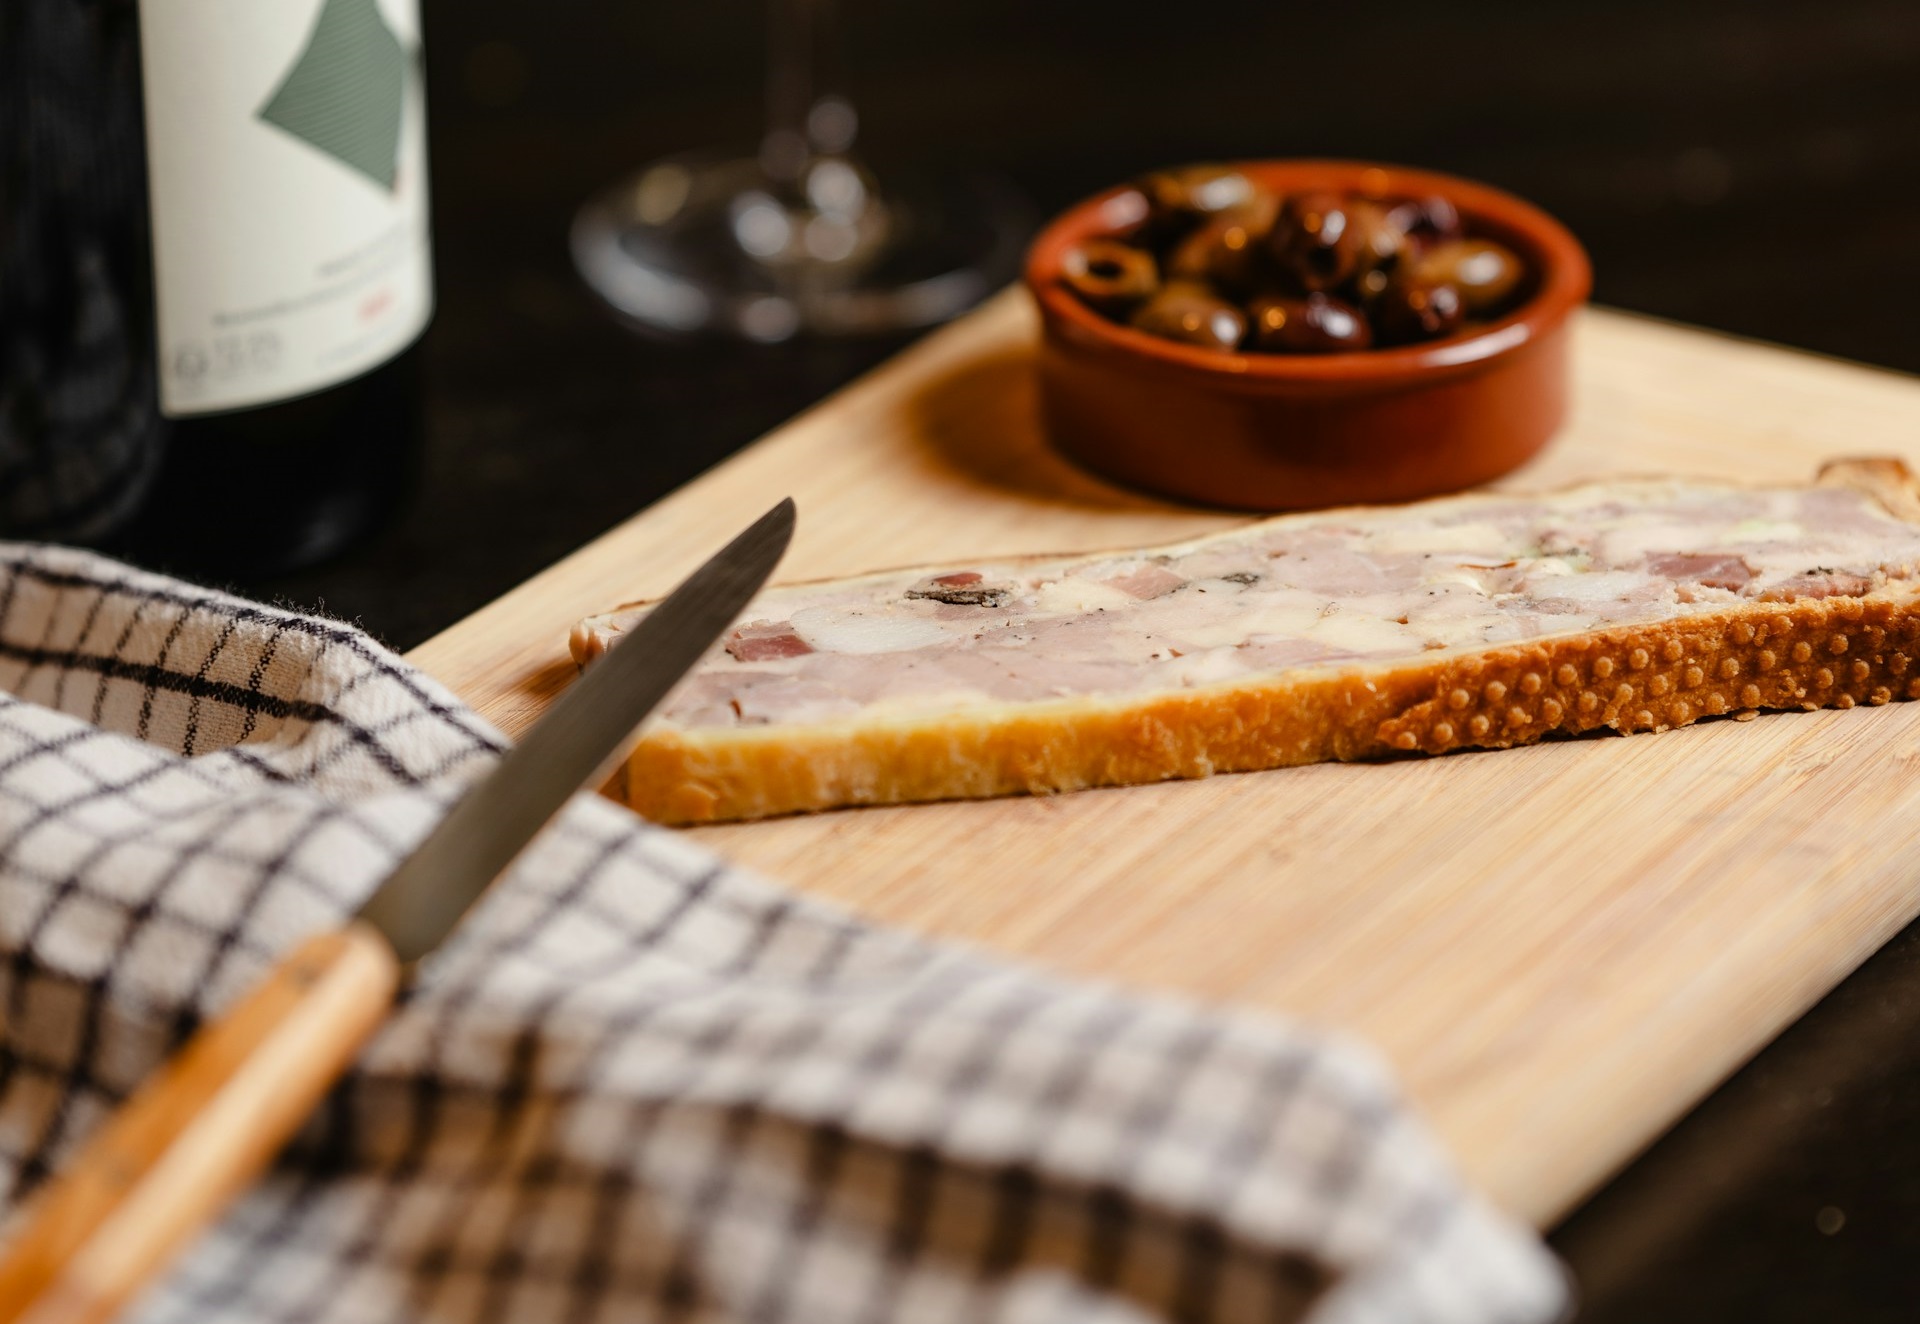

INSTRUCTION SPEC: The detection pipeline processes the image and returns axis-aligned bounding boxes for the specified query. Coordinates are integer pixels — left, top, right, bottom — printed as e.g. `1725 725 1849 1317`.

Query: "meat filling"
601 479 1920 729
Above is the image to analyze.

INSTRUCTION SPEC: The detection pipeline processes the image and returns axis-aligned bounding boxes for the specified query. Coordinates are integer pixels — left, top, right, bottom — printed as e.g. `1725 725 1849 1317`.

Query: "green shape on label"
258 0 408 191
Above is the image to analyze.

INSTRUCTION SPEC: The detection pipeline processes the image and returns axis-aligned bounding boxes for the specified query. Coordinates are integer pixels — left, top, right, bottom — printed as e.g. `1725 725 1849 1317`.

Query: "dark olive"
1374 275 1466 344
1353 266 1393 304
1129 280 1247 351
1383 194 1464 249
1166 191 1280 296
1137 165 1256 232
1269 190 1364 292
1061 237 1160 315
1406 238 1526 315
1248 293 1373 354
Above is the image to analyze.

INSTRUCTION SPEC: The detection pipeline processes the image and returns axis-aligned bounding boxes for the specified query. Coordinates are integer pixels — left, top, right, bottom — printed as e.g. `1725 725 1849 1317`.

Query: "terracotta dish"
1024 160 1592 510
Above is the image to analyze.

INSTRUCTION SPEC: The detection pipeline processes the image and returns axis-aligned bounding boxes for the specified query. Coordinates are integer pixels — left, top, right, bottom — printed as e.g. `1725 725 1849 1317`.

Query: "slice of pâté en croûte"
574 458 1920 823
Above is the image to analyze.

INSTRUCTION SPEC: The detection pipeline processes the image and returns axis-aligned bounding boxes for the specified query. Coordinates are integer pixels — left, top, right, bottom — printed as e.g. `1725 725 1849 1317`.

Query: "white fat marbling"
585 479 1920 729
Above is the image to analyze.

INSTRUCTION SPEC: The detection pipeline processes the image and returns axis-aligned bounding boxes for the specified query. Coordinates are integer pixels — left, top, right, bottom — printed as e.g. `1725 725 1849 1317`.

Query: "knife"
0 499 795 1324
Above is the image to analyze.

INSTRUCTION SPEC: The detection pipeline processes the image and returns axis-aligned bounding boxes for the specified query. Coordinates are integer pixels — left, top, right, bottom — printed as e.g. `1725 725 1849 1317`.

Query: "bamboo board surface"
408 292 1920 1227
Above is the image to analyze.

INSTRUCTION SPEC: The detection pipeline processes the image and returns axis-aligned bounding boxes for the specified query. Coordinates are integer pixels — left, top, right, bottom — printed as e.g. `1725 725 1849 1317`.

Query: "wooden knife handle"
0 923 400 1324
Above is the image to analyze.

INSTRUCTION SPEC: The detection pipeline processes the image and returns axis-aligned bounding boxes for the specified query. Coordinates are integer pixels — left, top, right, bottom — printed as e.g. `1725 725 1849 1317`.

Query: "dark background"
250 1 1920 1317
262 0 1920 651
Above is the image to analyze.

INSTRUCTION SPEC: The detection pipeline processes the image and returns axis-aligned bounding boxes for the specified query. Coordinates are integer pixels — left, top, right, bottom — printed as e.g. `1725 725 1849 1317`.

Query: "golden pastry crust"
580 458 1920 824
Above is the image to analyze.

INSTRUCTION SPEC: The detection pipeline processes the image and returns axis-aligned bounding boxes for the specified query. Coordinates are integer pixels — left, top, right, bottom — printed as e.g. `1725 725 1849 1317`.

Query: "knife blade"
359 496 795 963
0 498 794 1324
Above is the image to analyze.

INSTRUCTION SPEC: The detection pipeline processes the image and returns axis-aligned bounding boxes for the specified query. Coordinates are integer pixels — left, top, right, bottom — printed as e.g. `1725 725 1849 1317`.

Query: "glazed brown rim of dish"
1024 158 1593 385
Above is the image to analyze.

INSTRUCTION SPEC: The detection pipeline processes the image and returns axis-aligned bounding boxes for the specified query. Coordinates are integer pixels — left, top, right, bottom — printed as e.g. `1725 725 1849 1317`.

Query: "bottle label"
137 0 433 417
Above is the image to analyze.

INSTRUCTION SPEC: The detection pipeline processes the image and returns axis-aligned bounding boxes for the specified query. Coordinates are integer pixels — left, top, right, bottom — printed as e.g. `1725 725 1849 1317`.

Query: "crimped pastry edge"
583 457 1920 824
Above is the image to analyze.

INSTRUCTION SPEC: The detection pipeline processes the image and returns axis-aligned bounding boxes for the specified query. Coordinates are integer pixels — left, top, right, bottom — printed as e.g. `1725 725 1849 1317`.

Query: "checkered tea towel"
0 543 1567 1324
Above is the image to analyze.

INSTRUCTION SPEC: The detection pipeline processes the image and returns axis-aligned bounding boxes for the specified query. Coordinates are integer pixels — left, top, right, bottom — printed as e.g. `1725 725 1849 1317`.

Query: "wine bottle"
0 0 433 577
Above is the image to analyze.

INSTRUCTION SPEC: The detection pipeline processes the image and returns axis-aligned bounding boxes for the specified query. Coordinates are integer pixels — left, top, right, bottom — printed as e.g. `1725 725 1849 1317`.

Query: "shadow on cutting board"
906 346 1187 514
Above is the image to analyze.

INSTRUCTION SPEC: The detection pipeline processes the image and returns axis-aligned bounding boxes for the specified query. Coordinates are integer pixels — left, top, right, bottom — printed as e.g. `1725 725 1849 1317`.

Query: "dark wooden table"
230 1 1920 1316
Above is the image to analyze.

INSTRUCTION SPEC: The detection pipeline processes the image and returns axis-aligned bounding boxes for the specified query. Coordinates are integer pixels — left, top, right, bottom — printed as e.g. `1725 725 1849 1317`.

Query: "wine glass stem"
761 0 847 192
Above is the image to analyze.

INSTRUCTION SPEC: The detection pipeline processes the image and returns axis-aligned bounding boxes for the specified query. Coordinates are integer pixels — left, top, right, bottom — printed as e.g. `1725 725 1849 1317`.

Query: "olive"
1061 237 1160 315
1166 191 1280 296
1249 293 1373 354
1346 199 1409 278
1383 194 1464 249
1137 165 1256 232
1269 190 1364 292
1353 266 1393 304
1374 274 1466 344
1064 166 1530 356
1405 238 1526 315
1129 280 1247 351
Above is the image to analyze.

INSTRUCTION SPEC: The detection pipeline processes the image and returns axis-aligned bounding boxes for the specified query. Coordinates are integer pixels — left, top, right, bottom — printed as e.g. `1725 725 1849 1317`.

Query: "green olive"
1137 165 1256 233
1347 199 1409 279
1129 280 1247 351
1166 191 1280 297
1405 239 1526 316
1061 237 1160 315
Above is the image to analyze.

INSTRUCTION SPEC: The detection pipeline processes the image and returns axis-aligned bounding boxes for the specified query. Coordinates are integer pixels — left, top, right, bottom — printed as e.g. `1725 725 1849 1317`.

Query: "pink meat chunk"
1647 553 1754 591
727 621 815 662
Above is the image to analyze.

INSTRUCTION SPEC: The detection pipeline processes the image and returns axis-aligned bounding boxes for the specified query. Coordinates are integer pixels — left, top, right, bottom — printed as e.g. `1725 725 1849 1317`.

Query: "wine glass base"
572 153 1031 342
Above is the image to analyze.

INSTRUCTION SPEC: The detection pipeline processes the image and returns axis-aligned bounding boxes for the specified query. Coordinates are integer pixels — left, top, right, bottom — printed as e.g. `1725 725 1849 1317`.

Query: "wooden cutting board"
407 291 1920 1228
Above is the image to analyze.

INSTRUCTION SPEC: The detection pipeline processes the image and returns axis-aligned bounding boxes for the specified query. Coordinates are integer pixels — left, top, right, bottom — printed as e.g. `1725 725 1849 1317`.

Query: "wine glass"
571 0 1029 342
